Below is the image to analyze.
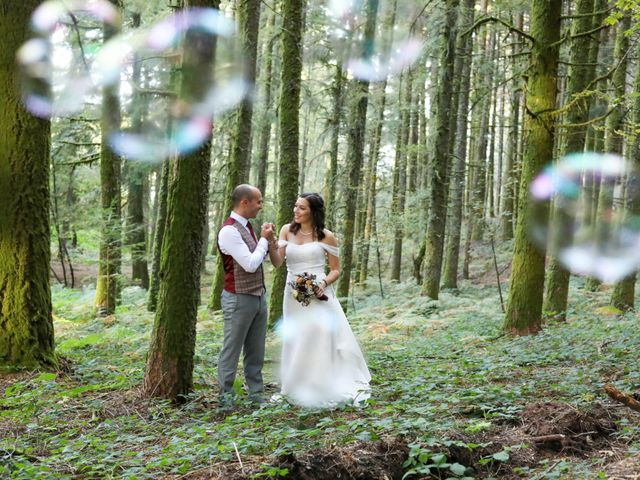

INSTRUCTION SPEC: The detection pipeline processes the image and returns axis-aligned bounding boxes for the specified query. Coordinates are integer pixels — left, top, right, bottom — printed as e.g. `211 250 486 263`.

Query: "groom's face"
245 191 263 219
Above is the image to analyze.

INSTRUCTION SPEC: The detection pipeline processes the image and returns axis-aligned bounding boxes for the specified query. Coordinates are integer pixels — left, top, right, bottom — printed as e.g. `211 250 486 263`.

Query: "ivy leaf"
449 463 467 476
492 450 510 462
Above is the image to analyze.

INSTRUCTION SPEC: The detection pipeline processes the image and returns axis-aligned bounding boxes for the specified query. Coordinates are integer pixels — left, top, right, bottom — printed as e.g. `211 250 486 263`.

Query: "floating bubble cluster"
16 0 121 118
17 3 247 161
530 152 640 284
94 8 247 161
325 0 425 81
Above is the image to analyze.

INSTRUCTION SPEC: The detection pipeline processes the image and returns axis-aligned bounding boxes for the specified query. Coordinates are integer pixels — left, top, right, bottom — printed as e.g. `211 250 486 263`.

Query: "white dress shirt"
218 211 269 273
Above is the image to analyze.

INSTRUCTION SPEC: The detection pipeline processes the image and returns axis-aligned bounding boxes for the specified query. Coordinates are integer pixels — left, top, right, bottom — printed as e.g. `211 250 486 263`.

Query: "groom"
216 184 281 407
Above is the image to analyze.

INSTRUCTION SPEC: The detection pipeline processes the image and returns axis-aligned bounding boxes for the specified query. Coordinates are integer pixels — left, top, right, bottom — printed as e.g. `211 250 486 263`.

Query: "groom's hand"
260 223 273 239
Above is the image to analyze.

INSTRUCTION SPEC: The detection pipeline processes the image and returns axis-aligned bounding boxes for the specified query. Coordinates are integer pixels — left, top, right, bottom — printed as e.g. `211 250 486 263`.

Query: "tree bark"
504 0 561 335
543 0 598 320
324 63 345 230
0 0 56 368
209 0 261 311
144 0 217 401
268 0 304 324
609 15 635 310
421 0 460 300
336 0 379 310
390 69 412 282
95 10 123 316
442 0 475 289
125 13 149 289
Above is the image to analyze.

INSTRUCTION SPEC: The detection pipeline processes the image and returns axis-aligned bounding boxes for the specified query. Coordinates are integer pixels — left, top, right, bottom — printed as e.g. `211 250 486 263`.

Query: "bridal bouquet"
288 272 328 306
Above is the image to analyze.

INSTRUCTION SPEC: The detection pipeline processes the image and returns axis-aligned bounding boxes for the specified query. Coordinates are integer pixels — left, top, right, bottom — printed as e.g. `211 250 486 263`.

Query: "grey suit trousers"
217 289 268 397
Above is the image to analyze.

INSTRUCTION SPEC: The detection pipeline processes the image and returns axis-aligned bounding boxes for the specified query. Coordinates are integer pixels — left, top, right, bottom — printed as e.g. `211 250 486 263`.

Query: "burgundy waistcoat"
218 217 265 296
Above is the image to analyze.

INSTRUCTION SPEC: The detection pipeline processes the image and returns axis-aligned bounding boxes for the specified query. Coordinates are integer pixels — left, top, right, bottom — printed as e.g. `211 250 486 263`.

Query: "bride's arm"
316 230 340 297
268 224 288 268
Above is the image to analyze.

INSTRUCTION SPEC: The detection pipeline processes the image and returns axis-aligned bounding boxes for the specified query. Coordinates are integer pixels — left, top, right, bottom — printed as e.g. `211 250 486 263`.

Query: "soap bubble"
16 0 121 118
530 152 640 284
325 0 426 81
94 8 248 162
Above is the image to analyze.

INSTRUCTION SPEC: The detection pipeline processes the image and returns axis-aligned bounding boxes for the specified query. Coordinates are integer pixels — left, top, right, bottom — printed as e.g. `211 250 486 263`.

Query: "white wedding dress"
278 240 371 407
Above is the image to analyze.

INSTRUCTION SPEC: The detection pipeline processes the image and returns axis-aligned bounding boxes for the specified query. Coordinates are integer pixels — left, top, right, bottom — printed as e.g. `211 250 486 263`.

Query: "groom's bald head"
232 184 263 219
232 184 260 206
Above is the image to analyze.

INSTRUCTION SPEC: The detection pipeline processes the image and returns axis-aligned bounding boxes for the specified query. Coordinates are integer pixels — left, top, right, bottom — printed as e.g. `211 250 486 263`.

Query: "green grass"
1 254 639 479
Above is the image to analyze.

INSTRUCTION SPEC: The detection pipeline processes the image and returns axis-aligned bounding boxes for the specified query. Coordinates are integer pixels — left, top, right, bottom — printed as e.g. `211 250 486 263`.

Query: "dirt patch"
444 402 621 479
179 438 409 480
520 402 617 454
275 437 408 480
601 452 640 480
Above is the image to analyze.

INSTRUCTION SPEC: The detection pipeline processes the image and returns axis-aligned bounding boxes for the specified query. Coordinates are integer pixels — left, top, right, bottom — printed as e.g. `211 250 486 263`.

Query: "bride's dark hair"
290 192 326 240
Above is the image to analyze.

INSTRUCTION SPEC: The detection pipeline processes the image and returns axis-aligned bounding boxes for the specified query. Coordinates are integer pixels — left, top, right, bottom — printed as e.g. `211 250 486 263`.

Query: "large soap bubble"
94 8 248 162
325 0 425 81
530 152 640 284
16 0 121 118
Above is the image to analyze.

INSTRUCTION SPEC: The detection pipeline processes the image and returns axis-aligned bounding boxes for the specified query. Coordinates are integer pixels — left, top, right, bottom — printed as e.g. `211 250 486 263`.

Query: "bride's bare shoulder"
322 229 338 246
280 223 290 240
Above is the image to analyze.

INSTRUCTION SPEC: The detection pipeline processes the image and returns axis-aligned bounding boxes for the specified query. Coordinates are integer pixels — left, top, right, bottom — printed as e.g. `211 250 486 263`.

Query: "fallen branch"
604 384 640 413
528 434 566 443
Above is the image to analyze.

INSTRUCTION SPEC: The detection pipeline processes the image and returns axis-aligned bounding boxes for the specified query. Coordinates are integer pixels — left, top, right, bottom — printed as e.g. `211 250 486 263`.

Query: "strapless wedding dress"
278 241 371 407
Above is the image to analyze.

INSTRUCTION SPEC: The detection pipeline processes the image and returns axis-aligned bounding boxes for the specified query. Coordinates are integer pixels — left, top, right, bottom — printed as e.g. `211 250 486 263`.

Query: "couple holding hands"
216 184 371 409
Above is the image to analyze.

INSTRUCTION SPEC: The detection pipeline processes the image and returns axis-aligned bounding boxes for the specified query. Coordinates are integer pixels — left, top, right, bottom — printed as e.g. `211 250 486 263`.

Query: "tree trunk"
95 13 123 316
255 8 277 197
442 0 475 289
359 79 388 284
608 15 633 309
209 0 261 311
144 0 217 401
336 0 379 310
420 0 459 299
504 0 561 335
147 158 170 312
268 0 304 324
543 0 597 320
499 14 523 241
0 0 56 368
324 63 345 230
390 69 412 282
125 12 149 289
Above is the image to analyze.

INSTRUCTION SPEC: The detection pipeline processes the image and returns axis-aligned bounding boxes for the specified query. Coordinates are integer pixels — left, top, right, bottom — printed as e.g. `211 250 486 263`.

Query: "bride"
274 192 371 407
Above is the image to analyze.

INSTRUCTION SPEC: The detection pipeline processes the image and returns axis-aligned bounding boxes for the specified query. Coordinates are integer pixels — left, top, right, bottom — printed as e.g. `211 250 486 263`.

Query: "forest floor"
2 238 640 479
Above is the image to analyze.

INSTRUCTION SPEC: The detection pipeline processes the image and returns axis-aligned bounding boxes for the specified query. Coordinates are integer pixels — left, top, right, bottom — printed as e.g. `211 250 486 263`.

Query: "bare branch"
462 15 535 43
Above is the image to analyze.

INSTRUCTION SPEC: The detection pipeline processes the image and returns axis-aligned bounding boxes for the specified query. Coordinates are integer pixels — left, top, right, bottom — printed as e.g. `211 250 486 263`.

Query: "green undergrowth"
1 264 639 479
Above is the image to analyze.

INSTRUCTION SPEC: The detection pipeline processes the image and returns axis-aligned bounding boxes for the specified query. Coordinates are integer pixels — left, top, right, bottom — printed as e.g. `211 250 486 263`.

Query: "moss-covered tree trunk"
582 3 608 292
359 79 388 284
144 0 217 401
147 157 170 312
420 0 459 300
543 0 597 320
406 80 421 194
125 13 149 290
608 15 634 309
268 0 304 324
503 0 561 335
610 38 640 308
0 0 56 368
336 0 379 309
324 63 345 230
358 0 397 283
95 9 123 316
500 16 522 240
255 8 277 197
442 0 475 289
208 0 261 311
390 69 412 282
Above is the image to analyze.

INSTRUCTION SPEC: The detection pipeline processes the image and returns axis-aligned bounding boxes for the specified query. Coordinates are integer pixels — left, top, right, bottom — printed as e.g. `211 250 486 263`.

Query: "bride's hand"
315 280 327 298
